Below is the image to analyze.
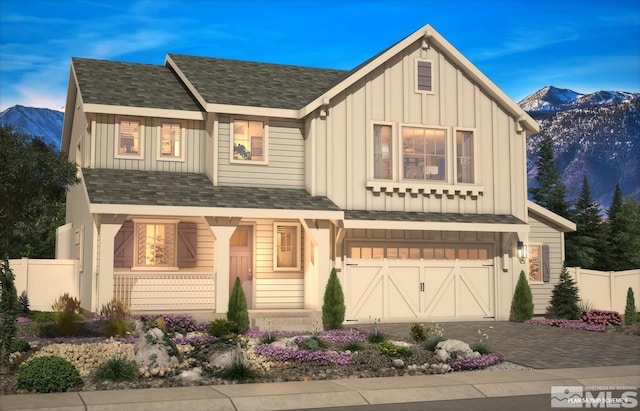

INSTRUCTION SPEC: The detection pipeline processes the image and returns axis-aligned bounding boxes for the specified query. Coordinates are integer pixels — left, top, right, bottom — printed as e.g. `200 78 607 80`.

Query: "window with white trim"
117 119 142 157
402 126 447 181
528 244 542 282
160 122 183 160
274 223 301 271
233 119 265 162
373 124 392 179
135 222 177 268
456 130 474 183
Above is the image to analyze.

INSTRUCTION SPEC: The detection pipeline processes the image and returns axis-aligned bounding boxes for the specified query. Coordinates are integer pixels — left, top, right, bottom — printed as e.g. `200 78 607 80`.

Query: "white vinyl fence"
567 267 640 313
8 258 79 312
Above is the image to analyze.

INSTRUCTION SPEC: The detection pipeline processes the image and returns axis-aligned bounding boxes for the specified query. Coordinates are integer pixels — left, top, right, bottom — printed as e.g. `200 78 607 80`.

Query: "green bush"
227 277 249 333
51 293 82 337
410 323 428 342
342 340 363 352
376 341 413 358
10 338 31 353
296 335 326 351
322 268 346 330
208 319 238 337
0 259 19 371
94 355 138 382
367 330 385 343
100 299 131 337
548 265 580 320
625 287 638 325
219 353 256 382
18 291 30 316
17 356 82 393
425 335 446 352
511 270 534 322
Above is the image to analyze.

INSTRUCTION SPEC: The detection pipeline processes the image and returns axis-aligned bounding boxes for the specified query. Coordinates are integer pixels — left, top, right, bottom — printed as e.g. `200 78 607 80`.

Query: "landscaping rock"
392 359 404 368
210 347 246 368
434 339 475 362
131 321 181 369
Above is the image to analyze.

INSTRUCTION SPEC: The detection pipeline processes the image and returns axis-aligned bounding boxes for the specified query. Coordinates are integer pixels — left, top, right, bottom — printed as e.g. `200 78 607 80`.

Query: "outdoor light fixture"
517 241 527 264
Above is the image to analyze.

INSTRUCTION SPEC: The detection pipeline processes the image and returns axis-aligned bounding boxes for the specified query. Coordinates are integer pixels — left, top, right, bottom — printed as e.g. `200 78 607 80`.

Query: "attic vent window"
416 60 433 93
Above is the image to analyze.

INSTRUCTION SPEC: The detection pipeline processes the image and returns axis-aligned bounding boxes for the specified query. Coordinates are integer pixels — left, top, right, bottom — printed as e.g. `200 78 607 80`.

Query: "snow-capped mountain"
522 86 640 211
0 105 63 150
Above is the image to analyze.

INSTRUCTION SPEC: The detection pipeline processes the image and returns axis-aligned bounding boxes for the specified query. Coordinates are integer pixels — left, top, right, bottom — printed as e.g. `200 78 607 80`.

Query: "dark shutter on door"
114 221 134 268
177 222 197 267
542 245 551 282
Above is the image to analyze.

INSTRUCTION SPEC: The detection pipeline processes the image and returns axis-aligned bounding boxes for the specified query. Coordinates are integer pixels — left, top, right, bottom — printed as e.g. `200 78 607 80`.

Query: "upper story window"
233 119 266 162
117 119 142 158
416 59 434 94
373 124 392 179
402 127 446 181
159 122 184 160
456 130 474 183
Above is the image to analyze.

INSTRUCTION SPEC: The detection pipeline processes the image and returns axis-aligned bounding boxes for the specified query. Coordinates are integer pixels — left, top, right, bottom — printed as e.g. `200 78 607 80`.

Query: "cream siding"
217 115 305 188
308 39 527 222
528 214 564 314
91 114 206 172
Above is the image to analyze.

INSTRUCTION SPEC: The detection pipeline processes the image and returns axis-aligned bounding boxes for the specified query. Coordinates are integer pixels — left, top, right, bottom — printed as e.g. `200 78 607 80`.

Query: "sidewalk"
2 365 639 411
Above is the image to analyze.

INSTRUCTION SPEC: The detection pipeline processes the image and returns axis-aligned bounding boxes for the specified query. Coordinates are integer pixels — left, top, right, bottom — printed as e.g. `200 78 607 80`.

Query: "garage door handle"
419 282 425 292
346 263 358 267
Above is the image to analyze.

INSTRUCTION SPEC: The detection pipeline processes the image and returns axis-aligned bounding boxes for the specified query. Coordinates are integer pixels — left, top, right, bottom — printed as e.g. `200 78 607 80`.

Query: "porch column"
209 221 239 314
302 220 331 311
97 223 121 312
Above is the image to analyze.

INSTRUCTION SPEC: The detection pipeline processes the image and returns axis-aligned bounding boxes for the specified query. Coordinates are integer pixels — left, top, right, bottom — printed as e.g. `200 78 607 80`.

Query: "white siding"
528 215 564 314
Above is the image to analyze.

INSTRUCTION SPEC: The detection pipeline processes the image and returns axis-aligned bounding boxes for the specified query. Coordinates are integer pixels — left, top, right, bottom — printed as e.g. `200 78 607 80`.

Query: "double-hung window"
402 127 446 181
135 221 177 268
456 130 474 183
373 124 392 179
274 223 301 271
160 122 183 160
233 119 265 162
117 119 142 157
528 244 542 282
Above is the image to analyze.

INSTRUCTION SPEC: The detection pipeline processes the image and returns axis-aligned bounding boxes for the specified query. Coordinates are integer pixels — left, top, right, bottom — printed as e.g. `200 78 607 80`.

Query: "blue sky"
1 0 639 112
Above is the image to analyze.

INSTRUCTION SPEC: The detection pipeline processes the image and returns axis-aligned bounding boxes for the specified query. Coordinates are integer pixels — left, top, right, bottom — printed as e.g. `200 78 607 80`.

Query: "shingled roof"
82 168 341 211
72 58 203 111
344 210 527 226
167 54 349 109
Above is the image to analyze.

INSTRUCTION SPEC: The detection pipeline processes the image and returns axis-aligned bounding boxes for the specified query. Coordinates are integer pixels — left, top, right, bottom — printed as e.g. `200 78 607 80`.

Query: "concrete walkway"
2 321 639 410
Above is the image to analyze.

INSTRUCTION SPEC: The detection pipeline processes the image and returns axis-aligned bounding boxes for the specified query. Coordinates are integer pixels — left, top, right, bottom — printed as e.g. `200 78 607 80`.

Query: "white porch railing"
113 272 215 311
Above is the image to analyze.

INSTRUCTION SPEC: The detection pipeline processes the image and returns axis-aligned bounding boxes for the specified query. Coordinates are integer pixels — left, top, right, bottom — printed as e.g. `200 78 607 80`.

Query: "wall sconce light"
517 241 528 264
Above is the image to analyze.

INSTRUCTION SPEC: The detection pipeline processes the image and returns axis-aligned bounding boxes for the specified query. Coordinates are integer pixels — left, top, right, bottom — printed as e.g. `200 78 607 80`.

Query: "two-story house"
57 24 575 326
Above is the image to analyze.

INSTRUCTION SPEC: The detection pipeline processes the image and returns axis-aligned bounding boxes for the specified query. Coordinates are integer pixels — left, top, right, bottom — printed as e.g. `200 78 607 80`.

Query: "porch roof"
343 209 528 233
82 168 341 217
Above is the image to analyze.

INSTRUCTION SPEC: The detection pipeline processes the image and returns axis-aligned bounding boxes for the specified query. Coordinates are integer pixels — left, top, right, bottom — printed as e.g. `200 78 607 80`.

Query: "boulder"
210 347 246 369
434 339 475 362
131 320 181 369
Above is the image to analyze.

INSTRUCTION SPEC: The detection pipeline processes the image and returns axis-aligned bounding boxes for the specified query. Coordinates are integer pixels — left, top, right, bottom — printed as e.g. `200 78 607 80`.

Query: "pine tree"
565 176 602 268
606 185 640 271
227 277 249 333
529 132 570 218
322 268 346 330
0 259 19 371
510 271 534 322
549 265 581 319
624 287 637 325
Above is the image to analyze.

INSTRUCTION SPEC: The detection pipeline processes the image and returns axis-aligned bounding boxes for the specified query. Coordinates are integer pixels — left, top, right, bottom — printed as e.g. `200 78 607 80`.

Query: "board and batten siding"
91 114 206 173
217 115 305 188
307 38 527 220
528 214 564 314
249 219 305 309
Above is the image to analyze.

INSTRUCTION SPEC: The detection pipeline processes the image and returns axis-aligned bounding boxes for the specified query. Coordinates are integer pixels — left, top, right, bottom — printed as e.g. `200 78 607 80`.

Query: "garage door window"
349 245 490 260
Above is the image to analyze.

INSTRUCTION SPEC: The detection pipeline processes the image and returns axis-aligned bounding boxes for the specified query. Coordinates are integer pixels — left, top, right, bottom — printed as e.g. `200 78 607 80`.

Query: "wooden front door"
230 226 253 309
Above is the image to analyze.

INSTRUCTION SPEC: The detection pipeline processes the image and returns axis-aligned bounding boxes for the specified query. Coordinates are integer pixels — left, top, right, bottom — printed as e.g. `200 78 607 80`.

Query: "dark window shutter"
177 222 197 268
542 245 551 282
417 61 432 91
114 221 134 267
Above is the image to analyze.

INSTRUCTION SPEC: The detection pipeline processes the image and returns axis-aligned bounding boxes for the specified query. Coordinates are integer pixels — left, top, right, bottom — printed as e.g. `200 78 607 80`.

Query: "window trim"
157 120 186 162
230 117 269 165
273 222 301 271
400 123 449 183
115 117 144 160
453 128 477 185
527 243 544 284
415 58 435 95
370 122 395 181
132 218 180 271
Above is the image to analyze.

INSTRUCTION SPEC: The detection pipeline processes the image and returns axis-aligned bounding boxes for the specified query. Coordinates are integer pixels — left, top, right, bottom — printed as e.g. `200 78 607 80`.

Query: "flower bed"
449 353 502 371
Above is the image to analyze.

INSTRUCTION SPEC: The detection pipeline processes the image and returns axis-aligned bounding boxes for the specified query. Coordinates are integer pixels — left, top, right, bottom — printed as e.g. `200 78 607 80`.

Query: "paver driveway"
360 321 640 369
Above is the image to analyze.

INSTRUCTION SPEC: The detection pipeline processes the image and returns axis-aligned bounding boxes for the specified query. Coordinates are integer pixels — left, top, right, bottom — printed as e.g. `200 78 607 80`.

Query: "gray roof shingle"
167 54 349 109
82 168 341 211
72 58 203 112
344 210 527 225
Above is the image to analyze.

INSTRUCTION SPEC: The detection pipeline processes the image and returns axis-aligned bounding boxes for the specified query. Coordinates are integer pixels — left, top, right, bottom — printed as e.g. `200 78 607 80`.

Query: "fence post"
609 271 615 311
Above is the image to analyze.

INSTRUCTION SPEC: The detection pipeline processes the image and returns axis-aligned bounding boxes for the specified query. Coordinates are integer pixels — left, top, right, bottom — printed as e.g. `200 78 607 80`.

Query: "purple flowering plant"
254 344 355 365
449 353 502 371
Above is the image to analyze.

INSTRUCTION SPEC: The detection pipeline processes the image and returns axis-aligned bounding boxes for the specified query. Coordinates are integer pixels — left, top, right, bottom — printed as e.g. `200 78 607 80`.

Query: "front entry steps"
249 310 322 332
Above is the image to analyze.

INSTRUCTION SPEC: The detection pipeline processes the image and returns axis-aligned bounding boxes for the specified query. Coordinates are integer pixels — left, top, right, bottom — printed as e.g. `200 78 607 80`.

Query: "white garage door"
344 244 495 322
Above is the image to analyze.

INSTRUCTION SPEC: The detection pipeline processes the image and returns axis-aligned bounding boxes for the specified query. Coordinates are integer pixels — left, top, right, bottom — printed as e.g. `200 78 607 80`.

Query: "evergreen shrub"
322 268 345 330
549 265 580 320
510 271 534 322
17 356 82 393
624 287 638 325
227 277 249 333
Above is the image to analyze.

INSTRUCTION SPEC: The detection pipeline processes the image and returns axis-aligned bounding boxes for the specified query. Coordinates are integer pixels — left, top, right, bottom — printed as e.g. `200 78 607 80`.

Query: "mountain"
0 105 63 150
521 86 640 211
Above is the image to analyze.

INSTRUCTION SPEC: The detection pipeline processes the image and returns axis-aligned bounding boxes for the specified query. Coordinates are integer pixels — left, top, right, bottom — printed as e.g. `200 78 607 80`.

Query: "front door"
230 226 253 308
